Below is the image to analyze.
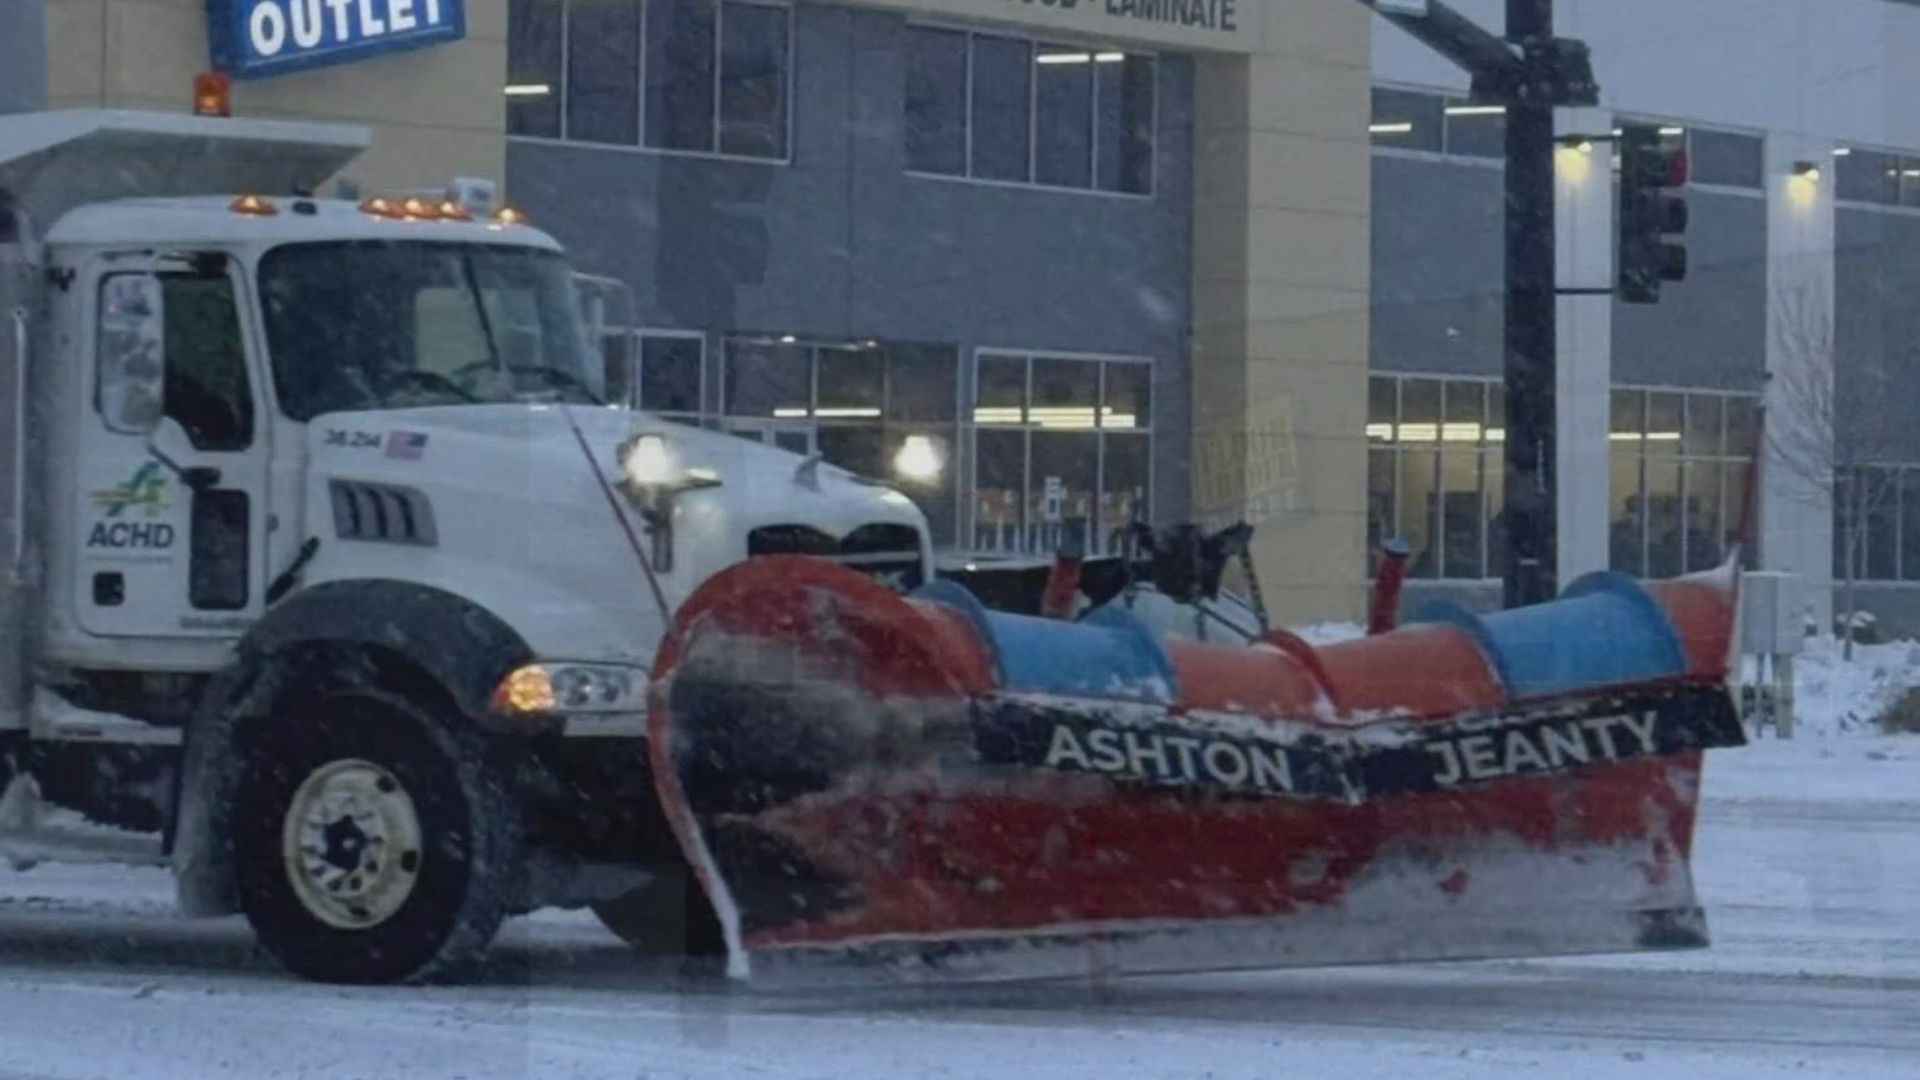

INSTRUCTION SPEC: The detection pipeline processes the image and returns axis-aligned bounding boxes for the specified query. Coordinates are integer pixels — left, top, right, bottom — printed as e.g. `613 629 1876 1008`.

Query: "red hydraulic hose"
1368 538 1412 636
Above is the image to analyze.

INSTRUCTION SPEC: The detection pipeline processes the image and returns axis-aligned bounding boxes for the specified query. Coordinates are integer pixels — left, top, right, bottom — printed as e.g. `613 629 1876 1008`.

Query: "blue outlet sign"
207 0 467 80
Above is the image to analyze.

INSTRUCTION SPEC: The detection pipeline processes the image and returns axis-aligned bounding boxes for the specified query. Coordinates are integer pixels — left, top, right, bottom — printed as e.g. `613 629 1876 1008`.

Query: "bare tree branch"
1767 280 1901 654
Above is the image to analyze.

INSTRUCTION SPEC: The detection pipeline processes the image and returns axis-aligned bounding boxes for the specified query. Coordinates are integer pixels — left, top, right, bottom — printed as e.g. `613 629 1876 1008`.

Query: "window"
969 352 1151 557
1369 88 1443 152
1832 465 1920 583
568 0 641 144
718 1 790 157
1835 146 1920 207
1035 45 1094 188
905 26 1155 195
1371 93 1766 190
161 275 255 452
506 0 563 136
506 0 791 160
260 242 601 421
1688 128 1765 189
905 28 967 175
723 337 960 542
1608 387 1760 578
1441 98 1504 159
1366 375 1501 580
1371 379 1759 580
602 329 705 417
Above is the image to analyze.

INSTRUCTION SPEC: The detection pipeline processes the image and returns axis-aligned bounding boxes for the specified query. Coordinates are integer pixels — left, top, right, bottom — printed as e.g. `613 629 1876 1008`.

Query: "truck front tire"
231 681 520 984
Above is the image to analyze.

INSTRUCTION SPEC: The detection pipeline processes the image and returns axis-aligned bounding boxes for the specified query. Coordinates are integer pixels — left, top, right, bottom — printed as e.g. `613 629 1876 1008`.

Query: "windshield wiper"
458 254 507 372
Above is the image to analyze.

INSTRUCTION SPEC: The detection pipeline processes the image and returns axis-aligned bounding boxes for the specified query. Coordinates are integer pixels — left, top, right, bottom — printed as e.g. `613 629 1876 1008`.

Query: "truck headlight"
623 433 678 488
893 434 944 484
492 662 648 715
615 432 724 574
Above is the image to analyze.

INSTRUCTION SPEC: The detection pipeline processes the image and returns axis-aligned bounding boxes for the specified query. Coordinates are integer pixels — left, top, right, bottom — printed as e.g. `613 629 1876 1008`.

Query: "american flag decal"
386 431 429 460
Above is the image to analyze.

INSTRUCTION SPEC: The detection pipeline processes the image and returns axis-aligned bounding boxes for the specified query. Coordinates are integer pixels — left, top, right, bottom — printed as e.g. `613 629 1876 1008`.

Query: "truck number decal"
323 429 384 450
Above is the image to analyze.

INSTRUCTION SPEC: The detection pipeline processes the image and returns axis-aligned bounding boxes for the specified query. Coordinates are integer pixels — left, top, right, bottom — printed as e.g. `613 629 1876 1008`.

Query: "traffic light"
1617 123 1689 304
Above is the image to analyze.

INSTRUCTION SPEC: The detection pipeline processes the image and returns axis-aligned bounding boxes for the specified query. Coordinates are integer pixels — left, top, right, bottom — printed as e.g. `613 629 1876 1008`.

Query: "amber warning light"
194 73 232 118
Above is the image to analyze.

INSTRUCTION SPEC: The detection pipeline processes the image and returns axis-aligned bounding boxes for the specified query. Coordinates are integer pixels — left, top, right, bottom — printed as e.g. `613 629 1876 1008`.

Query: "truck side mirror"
97 274 165 435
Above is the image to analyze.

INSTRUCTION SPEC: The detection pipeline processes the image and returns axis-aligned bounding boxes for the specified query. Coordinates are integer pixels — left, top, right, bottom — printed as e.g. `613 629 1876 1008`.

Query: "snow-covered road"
1 736 1913 1080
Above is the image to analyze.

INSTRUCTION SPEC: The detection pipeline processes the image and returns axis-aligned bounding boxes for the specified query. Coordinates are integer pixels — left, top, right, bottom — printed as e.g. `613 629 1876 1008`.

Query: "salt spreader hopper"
647 554 1746 985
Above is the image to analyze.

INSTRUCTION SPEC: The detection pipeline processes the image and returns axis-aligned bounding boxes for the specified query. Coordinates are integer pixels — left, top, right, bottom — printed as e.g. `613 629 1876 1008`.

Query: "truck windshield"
258 240 602 420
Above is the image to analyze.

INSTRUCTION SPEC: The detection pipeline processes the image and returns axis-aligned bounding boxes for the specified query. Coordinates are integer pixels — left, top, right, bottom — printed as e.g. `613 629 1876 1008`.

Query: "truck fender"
169 579 533 917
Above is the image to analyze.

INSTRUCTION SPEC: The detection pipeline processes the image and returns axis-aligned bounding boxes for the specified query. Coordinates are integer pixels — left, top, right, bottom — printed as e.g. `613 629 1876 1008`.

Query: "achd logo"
88 462 175 551
91 462 169 518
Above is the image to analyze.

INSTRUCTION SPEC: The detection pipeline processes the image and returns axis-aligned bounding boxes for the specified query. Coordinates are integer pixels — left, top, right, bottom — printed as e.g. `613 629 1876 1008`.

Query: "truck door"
75 253 271 639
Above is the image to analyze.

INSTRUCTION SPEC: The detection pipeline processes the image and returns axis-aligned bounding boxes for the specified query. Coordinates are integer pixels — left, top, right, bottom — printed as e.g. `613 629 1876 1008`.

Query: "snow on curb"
1767 633 1920 738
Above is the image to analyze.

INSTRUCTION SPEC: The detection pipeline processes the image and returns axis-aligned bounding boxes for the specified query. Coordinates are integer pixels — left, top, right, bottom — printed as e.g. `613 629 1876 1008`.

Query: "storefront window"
641 333 704 415
1102 432 1150 553
905 25 1155 194
724 338 809 416
975 355 1027 423
1606 386 1760 578
506 0 791 160
599 329 704 416
967 352 1153 557
722 337 960 543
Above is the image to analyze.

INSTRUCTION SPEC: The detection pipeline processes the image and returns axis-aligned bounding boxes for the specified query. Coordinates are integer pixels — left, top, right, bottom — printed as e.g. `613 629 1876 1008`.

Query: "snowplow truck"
0 109 1747 990
0 110 930 983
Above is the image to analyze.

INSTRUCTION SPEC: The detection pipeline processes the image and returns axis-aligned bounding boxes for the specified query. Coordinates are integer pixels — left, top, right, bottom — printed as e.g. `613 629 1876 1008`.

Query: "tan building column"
1191 0 1372 624
45 0 507 190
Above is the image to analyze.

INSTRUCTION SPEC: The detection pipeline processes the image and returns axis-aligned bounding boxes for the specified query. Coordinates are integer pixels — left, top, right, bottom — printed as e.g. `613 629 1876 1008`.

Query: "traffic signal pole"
1359 0 1597 606
1502 0 1558 607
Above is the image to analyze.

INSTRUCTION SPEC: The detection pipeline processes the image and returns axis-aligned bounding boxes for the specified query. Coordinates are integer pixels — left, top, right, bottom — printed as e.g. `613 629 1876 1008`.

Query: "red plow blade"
648 557 1746 986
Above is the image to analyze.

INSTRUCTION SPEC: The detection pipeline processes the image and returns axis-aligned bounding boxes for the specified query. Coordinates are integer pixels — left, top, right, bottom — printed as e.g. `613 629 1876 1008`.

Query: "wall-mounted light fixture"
1792 160 1822 181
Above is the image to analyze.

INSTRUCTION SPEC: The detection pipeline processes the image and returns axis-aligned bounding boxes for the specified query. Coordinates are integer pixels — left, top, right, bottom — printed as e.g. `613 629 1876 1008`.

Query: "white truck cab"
0 110 931 982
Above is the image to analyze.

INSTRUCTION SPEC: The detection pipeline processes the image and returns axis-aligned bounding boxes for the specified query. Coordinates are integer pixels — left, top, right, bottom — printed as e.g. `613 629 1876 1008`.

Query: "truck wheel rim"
281 758 425 930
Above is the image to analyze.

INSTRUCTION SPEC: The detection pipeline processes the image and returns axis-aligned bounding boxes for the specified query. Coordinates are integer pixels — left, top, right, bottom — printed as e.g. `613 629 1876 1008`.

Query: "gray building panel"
1836 208 1920 460
1370 154 1765 393
1369 155 1502 378
508 4 1193 523
1611 192 1766 391
0 0 46 115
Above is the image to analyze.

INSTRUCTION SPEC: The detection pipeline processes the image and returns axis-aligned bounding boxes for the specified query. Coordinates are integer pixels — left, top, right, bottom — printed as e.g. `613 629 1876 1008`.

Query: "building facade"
24 0 1916 633
4 0 1374 623
1371 0 1920 635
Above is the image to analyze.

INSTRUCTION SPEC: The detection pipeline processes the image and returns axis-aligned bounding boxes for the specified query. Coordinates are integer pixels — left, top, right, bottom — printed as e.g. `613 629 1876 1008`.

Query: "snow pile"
1777 633 1920 737
1294 621 1365 646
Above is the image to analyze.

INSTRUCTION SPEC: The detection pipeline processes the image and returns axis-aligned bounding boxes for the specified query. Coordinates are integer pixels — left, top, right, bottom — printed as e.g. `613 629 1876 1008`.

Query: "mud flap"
648 558 1746 988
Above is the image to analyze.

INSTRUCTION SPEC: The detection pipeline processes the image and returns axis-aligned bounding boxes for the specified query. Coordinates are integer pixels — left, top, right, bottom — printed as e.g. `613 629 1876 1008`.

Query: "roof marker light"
401 196 439 220
230 194 277 216
193 72 231 118
494 206 529 225
359 196 403 219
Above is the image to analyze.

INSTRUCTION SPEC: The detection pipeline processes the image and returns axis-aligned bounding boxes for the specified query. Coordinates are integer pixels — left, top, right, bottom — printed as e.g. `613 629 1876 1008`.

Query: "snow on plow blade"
647 557 1747 987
